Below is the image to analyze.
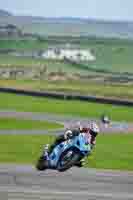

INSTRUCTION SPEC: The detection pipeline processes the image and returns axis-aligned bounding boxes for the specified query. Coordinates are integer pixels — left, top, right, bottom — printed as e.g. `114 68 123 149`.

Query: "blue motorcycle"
36 133 91 172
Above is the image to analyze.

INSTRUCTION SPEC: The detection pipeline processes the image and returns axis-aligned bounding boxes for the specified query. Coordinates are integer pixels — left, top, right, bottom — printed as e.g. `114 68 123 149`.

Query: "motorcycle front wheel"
36 156 48 171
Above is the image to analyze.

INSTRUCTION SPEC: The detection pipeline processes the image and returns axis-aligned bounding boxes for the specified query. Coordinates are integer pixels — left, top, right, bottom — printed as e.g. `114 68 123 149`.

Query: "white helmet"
64 130 73 139
89 122 99 137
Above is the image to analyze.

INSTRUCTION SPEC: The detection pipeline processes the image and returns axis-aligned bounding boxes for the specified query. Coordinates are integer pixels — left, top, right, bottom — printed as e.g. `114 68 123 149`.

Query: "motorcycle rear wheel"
57 148 81 172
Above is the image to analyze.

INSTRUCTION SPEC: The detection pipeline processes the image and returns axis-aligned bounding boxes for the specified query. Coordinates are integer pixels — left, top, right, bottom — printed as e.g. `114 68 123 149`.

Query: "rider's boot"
36 144 49 171
43 144 49 160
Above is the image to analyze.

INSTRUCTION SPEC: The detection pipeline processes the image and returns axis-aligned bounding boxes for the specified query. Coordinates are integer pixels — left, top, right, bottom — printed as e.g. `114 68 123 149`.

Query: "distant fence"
0 87 133 107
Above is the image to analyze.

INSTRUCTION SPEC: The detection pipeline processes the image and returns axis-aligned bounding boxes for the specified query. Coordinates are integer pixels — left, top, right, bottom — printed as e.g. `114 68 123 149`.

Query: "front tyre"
57 148 81 172
36 156 48 171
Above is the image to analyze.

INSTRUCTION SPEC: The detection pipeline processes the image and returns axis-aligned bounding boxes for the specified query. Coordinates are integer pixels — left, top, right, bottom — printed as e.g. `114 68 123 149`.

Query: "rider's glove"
64 130 73 140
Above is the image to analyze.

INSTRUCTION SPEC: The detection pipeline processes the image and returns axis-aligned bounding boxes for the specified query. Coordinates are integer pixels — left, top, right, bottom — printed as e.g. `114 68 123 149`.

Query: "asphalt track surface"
1 164 133 200
0 110 133 200
0 110 133 134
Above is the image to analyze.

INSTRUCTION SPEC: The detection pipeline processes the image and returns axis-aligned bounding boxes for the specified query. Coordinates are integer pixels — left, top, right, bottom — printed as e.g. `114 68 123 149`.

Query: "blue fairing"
48 133 91 168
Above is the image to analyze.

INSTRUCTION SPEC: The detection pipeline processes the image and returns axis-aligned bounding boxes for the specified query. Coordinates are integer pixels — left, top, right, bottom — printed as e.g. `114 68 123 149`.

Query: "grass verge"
1 79 133 100
0 134 133 171
85 134 133 171
0 92 133 122
0 117 63 130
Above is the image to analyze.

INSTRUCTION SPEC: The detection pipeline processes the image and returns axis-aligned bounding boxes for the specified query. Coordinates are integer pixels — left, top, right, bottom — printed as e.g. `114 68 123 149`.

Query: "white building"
42 48 95 61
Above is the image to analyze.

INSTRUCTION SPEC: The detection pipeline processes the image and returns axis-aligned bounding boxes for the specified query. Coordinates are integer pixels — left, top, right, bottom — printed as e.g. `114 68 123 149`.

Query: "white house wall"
42 49 96 61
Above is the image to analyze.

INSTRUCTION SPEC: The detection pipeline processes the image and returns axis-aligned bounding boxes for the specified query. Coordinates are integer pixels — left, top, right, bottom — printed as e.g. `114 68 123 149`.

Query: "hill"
0 9 12 17
0 9 133 39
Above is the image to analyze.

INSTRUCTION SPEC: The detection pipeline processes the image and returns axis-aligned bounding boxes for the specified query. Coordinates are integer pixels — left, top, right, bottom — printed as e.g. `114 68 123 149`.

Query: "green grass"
0 134 133 171
0 55 88 74
0 134 55 164
1 38 133 73
0 39 48 50
85 134 133 171
0 92 133 122
0 117 63 130
0 55 41 67
1 79 133 100
83 42 133 73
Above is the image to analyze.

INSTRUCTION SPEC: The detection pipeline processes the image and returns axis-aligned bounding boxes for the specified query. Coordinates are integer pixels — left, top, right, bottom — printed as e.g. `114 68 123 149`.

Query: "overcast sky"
1 0 133 21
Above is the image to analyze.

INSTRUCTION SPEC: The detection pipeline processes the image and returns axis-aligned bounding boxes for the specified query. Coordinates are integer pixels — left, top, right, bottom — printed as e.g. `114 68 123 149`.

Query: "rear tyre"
57 148 81 172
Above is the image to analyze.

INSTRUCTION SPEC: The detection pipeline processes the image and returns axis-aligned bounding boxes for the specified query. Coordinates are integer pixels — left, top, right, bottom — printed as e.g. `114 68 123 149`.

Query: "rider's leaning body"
44 122 100 167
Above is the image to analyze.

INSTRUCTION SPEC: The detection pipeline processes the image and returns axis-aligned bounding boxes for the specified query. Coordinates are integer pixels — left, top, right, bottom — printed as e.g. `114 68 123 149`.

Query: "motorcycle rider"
43 121 100 167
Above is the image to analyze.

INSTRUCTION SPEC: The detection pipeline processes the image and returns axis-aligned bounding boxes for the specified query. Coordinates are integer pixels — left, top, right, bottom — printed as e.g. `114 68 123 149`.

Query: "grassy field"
0 39 48 50
0 117 63 130
0 134 132 171
0 92 133 122
82 42 133 73
0 134 54 164
0 55 88 74
1 38 133 73
1 79 133 100
86 133 133 171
